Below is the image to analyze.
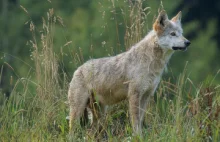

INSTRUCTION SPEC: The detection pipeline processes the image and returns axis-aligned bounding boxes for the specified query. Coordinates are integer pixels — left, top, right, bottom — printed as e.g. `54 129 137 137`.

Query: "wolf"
68 10 190 135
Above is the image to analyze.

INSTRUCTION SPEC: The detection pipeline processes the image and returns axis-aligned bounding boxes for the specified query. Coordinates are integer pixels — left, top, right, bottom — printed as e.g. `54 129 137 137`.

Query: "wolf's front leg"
139 93 150 128
128 87 142 136
139 88 154 127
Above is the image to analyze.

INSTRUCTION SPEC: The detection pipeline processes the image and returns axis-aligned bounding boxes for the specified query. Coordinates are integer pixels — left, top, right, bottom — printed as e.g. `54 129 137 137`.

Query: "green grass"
0 1 220 142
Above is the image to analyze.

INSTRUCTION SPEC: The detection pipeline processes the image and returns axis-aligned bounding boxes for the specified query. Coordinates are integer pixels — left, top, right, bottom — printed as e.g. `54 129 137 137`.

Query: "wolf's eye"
170 32 176 36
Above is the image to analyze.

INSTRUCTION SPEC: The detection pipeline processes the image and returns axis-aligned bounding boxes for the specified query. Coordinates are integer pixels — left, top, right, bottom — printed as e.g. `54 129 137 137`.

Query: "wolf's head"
153 10 190 51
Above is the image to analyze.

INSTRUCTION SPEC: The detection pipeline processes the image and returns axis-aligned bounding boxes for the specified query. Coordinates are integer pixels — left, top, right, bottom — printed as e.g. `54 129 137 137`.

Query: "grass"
0 1 220 141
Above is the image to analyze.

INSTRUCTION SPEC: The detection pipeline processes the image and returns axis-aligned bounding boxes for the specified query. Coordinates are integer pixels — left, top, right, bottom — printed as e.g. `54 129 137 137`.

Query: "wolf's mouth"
172 47 187 51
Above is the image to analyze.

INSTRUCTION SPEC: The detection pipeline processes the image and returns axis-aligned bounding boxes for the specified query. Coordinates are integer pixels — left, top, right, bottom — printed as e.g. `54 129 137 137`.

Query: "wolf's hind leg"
87 93 106 125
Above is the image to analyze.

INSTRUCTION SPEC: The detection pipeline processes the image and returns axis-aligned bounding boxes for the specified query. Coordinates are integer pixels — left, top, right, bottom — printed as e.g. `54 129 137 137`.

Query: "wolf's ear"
171 11 182 23
153 10 169 34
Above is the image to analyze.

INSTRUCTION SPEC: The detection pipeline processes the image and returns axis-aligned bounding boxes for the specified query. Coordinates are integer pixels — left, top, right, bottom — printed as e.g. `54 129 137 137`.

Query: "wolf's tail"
68 70 90 130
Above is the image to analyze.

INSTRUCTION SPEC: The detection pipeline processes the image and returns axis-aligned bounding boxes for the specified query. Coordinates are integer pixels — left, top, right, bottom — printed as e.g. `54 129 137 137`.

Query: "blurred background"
0 0 220 96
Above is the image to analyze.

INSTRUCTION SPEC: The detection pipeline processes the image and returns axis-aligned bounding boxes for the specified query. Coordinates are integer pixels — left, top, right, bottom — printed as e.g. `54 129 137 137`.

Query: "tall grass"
0 0 220 141
0 8 68 141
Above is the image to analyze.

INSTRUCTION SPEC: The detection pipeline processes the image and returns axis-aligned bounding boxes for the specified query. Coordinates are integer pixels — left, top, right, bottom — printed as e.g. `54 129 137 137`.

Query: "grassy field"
0 2 220 142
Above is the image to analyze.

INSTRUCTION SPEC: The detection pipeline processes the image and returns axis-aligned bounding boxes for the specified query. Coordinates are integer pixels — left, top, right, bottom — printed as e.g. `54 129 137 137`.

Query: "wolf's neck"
136 30 174 63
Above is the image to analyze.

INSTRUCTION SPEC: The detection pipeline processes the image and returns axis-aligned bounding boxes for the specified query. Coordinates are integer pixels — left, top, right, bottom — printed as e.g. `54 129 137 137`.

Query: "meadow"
0 1 220 141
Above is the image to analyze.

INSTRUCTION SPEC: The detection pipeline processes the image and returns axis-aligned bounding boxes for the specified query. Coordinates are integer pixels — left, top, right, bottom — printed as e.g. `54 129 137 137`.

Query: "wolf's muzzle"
172 40 191 51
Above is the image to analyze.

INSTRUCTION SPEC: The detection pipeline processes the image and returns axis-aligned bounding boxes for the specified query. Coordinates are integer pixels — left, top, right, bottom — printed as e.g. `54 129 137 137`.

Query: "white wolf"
68 10 190 135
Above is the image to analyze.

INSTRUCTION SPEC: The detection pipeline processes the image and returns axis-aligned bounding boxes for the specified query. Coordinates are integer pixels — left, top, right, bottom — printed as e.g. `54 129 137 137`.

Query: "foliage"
0 0 220 141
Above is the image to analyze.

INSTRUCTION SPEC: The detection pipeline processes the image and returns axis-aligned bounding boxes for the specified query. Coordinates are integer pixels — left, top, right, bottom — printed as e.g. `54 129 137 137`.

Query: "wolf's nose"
184 41 191 47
